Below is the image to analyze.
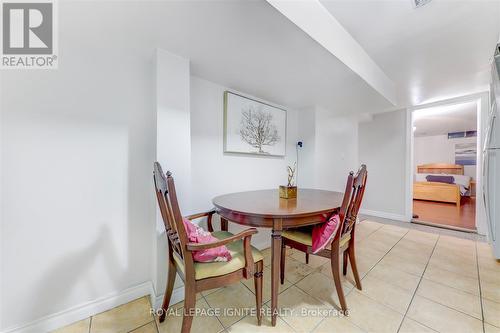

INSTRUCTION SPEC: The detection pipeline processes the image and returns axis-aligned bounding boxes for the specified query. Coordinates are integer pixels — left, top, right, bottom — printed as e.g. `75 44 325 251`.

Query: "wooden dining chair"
153 162 264 332
280 165 367 312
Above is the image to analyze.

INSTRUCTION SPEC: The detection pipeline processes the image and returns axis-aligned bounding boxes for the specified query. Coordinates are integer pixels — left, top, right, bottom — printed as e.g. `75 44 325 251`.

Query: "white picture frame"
223 91 286 157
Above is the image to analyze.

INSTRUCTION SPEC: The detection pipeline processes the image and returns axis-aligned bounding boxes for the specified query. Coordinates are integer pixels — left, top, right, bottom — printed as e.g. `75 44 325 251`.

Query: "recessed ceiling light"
412 0 432 9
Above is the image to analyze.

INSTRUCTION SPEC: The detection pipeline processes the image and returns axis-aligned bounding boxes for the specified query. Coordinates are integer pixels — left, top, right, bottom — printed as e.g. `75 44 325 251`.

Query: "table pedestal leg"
271 229 282 327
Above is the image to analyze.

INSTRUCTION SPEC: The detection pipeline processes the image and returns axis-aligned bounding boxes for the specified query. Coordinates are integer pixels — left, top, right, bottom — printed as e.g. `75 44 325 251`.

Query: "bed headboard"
417 163 464 175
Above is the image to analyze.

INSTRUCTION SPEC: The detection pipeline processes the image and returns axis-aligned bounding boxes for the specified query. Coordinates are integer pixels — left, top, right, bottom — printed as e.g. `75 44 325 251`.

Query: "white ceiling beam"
266 0 398 106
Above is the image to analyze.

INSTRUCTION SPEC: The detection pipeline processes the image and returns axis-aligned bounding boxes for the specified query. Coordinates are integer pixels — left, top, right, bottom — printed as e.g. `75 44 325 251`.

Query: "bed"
413 163 471 208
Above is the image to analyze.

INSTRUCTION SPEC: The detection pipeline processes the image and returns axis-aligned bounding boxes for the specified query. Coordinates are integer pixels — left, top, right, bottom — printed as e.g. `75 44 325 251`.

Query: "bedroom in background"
411 100 479 231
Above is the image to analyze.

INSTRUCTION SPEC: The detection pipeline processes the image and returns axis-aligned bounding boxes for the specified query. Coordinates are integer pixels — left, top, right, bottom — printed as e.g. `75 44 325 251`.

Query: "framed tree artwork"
223 91 286 157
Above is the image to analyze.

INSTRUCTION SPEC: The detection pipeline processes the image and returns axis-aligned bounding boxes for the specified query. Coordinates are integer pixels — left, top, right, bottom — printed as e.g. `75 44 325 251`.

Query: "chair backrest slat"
153 162 188 260
338 165 368 237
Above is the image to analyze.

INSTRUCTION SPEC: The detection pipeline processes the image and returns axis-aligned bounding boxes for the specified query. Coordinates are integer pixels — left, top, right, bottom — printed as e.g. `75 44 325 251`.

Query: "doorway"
408 98 482 232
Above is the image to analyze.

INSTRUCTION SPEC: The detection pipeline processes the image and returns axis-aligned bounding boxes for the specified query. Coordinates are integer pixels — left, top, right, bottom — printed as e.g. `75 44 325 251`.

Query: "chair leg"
348 245 362 290
305 253 309 264
342 250 348 276
181 286 196 333
331 247 348 312
159 259 177 322
254 261 263 326
280 242 286 285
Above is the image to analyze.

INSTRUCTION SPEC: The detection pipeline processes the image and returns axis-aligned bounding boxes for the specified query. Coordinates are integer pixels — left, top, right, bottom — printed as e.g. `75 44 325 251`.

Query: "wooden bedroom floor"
413 197 476 231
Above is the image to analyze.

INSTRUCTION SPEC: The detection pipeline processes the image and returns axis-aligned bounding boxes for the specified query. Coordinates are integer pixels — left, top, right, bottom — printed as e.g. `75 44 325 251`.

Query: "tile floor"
53 219 500 333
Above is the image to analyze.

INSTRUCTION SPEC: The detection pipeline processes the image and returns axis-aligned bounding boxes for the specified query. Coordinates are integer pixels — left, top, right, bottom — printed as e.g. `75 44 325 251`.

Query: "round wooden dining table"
212 188 344 326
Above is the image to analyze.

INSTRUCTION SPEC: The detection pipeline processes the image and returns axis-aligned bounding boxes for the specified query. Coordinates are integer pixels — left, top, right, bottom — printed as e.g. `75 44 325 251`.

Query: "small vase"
279 185 297 199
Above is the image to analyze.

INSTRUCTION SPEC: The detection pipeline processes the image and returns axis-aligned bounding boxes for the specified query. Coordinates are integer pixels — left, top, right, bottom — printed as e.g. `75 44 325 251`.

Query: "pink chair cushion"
183 218 232 262
311 214 341 254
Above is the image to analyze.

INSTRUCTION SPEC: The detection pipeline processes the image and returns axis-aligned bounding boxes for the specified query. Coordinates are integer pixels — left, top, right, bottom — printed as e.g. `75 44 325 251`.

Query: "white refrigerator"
483 43 500 259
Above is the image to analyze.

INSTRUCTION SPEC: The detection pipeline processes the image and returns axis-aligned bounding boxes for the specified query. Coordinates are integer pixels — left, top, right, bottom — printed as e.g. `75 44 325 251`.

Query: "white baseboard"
360 209 409 222
154 286 185 309
2 282 155 333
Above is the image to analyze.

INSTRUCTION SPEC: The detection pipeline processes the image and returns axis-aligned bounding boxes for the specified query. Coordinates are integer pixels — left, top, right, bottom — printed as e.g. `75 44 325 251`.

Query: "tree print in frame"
224 91 286 156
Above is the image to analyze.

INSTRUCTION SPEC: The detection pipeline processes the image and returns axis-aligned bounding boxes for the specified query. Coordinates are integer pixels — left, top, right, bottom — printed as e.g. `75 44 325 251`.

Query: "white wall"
296 107 359 192
189 76 299 244
414 134 477 179
296 108 316 188
358 110 408 219
154 50 192 303
313 108 359 192
1 4 156 331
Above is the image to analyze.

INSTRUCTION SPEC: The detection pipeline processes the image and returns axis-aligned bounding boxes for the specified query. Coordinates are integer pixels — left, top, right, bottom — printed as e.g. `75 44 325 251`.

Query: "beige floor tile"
357 220 383 233
347 246 386 277
486 323 500 333
406 295 483 333
416 279 482 319
432 247 477 265
273 286 328 333
483 298 500 328
174 274 184 289
477 242 495 259
316 258 362 285
427 255 478 279
91 296 153 333
379 253 427 277
378 224 409 237
52 318 90 333
201 288 220 298
479 255 500 272
403 230 438 247
356 220 383 235
366 262 420 293
357 275 413 314
386 245 431 265
356 229 378 243
359 233 401 254
423 266 479 295
356 239 390 257
313 316 366 333
280 256 315 284
393 238 434 255
241 266 292 303
398 317 437 333
131 321 158 333
435 239 476 255
433 244 476 262
226 313 293 333
480 266 500 285
438 235 476 250
482 280 500 303
261 248 272 267
157 297 224 333
296 272 354 309
344 289 403 333
285 247 298 257
290 250 330 268
204 282 257 328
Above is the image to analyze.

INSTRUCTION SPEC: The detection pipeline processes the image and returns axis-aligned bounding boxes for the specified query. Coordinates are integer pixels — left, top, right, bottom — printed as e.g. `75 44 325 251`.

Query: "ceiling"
320 0 500 107
64 0 500 115
413 101 477 137
66 1 392 115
